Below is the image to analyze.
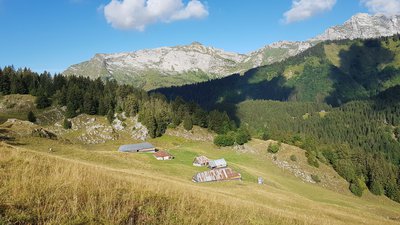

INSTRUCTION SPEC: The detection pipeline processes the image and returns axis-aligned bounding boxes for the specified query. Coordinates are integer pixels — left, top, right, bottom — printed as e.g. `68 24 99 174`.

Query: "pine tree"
66 102 77 118
27 111 36 123
83 92 97 115
0 72 11 95
35 94 52 109
235 128 251 145
107 109 114 124
145 116 157 138
183 115 193 131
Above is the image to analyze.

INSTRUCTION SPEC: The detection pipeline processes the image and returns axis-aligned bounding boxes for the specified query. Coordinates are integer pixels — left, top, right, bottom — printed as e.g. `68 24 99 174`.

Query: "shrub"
27 111 36 123
235 128 251 145
322 148 338 165
63 118 72 129
268 144 280 154
369 181 383 196
259 129 270 140
311 174 321 183
316 151 327 164
307 155 319 168
350 181 363 197
334 159 356 182
290 155 297 162
213 129 251 147
214 134 235 147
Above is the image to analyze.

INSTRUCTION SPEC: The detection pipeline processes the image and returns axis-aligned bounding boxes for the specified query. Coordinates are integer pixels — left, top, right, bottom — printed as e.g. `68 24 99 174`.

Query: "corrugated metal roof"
118 142 155 152
208 158 227 168
192 168 241 183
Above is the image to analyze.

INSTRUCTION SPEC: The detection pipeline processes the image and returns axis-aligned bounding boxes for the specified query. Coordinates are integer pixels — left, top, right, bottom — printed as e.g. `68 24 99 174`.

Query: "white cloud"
361 0 400 16
283 0 337 24
103 0 208 31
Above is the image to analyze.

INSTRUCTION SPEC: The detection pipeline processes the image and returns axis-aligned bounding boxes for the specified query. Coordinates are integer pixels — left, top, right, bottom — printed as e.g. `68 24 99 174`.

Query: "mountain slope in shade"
155 35 400 109
64 13 400 90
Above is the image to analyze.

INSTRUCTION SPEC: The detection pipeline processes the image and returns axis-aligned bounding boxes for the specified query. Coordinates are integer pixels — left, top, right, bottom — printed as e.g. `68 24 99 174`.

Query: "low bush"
350 180 363 197
311 174 321 183
268 144 280 154
63 118 72 129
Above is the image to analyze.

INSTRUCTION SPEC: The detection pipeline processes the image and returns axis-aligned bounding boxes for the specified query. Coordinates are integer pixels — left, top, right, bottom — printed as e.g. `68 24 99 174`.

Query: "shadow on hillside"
326 39 397 106
155 69 294 122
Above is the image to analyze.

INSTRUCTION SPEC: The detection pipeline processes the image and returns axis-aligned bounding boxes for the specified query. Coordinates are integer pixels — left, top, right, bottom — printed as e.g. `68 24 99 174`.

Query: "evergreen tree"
145 115 157 138
214 134 235 147
0 72 11 94
83 92 97 115
193 108 208 128
35 94 52 109
183 114 193 131
66 102 77 118
27 111 36 123
350 180 363 197
107 109 114 124
235 128 251 145
171 114 182 127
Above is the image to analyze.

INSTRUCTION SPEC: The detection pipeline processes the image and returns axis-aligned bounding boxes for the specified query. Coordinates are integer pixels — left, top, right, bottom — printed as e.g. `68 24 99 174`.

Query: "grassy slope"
0 95 64 125
0 95 36 123
157 37 400 109
1 131 399 224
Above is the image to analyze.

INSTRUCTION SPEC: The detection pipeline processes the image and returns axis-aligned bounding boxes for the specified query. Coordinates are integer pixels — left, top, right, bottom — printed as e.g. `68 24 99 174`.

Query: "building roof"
192 168 241 183
153 151 173 158
193 156 210 164
208 158 227 168
118 142 155 152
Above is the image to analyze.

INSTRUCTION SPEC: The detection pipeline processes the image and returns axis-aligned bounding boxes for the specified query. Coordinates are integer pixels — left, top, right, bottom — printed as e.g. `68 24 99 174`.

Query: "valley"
0 92 399 224
1 9 400 225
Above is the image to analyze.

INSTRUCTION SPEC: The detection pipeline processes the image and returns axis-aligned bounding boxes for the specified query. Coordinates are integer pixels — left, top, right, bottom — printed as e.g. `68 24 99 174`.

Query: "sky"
0 0 399 73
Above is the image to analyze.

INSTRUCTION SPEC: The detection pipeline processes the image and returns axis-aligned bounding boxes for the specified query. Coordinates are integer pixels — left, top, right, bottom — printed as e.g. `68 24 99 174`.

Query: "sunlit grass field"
1 134 399 224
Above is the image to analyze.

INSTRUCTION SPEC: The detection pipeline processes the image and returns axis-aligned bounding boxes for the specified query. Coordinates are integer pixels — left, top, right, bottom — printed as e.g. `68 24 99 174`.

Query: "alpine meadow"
1 1 400 225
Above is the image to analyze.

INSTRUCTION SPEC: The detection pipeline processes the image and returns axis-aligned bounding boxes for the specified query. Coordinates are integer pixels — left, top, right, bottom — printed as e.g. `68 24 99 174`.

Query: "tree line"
0 66 250 142
238 93 400 202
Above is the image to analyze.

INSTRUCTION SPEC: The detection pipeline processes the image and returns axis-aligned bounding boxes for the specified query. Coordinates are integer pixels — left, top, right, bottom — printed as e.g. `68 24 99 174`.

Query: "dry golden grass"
0 137 399 225
0 144 303 225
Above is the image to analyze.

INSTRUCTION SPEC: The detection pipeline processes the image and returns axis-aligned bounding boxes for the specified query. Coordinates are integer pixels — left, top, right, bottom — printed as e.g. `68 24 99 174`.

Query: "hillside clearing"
1 135 399 224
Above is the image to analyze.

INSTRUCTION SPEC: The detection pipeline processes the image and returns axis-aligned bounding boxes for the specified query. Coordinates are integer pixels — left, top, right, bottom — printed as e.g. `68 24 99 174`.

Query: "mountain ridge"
64 13 400 90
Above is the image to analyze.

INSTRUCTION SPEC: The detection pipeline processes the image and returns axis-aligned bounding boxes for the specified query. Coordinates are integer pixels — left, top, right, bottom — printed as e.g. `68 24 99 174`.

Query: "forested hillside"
237 92 400 201
155 36 400 202
0 66 244 140
156 35 400 108
1 36 400 203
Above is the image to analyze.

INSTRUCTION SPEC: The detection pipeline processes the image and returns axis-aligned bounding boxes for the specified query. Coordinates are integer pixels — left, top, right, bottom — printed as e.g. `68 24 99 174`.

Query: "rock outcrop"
64 13 400 90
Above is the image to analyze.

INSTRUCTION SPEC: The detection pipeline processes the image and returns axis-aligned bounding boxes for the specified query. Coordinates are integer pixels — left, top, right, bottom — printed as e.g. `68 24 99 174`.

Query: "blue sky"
0 0 397 73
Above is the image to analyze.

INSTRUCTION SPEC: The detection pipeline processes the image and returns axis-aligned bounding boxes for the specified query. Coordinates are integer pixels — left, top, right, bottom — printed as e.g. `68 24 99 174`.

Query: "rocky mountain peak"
64 13 400 90
190 41 203 46
312 13 400 41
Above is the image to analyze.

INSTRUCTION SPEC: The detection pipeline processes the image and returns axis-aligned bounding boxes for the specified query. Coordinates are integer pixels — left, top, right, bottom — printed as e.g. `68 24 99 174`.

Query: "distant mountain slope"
64 13 400 90
64 42 252 90
312 13 400 41
155 35 400 108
